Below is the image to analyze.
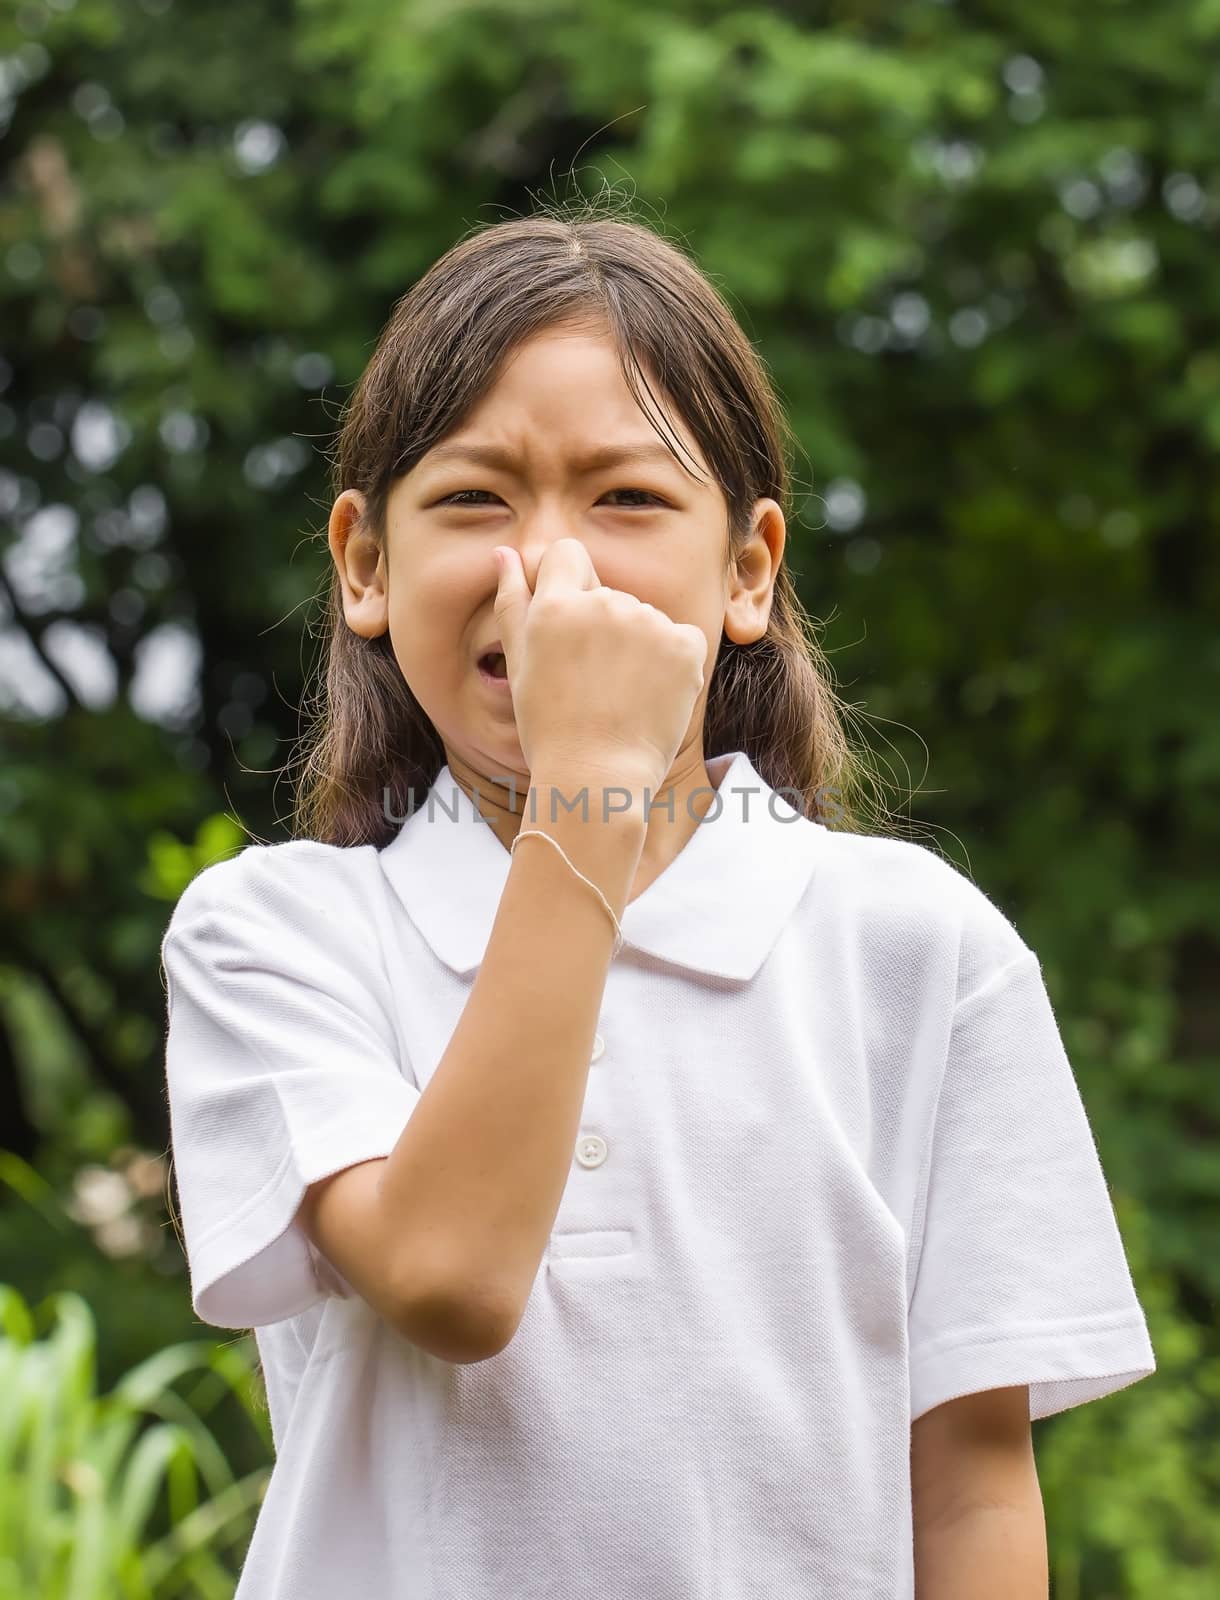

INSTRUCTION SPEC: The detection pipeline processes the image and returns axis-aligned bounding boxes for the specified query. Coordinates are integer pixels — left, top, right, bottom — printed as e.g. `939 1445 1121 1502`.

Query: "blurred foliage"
0 0 1217 1593
0 1282 267 1598
140 813 245 903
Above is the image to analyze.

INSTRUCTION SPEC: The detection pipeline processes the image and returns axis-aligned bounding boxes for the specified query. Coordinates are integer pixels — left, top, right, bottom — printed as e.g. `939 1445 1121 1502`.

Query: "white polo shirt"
160 748 1155 1599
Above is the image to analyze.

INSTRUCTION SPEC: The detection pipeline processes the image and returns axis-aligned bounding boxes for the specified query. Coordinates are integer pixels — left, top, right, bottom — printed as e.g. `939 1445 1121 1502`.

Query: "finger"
492 546 532 669
533 536 603 597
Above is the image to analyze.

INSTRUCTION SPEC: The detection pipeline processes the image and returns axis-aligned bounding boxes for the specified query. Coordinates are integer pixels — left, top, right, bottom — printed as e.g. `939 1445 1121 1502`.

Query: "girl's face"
330 322 784 790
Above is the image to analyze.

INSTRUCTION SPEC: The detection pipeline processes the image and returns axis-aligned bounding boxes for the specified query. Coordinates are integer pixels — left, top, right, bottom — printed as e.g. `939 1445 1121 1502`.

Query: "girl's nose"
509 526 587 591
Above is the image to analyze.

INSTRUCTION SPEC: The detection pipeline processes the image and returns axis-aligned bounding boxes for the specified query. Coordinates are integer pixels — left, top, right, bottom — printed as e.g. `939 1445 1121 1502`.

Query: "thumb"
492 546 530 671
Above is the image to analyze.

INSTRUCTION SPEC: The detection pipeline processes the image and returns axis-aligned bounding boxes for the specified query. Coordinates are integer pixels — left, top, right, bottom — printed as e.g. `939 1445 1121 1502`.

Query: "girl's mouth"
477 652 511 689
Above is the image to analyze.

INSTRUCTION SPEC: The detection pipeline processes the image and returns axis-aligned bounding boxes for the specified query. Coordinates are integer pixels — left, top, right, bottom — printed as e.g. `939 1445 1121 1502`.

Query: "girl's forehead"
410 382 710 477
413 435 702 480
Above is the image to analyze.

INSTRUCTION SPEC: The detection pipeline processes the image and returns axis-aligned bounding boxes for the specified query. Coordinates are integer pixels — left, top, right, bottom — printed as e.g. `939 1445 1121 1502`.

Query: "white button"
591 1033 605 1063
575 1134 608 1169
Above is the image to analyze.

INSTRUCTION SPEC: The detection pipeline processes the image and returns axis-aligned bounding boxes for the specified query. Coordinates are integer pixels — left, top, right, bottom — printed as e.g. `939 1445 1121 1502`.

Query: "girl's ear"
329 489 390 639
723 499 785 646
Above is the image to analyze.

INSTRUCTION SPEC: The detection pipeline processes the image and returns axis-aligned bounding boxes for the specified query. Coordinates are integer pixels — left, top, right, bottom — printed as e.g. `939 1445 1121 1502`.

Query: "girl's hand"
492 539 708 796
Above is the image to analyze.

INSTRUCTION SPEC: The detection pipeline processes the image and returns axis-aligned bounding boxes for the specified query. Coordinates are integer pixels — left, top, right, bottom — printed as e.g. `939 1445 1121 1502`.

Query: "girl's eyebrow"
421 440 689 477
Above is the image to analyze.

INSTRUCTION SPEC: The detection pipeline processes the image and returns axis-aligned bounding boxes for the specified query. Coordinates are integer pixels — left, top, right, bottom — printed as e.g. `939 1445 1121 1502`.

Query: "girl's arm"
911 1385 1049 1598
299 769 647 1364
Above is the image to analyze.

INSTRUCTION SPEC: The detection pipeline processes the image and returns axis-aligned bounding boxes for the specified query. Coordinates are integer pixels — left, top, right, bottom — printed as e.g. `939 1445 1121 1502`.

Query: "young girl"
161 202 1155 1598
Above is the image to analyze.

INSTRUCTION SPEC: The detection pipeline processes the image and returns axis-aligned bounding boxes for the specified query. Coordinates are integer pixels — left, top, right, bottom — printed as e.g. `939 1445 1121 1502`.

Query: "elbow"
390 1270 520 1365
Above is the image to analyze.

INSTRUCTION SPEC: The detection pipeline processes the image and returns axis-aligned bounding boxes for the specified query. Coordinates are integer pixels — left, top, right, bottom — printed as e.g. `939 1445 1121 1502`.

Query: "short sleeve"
160 847 422 1330
906 894 1156 1424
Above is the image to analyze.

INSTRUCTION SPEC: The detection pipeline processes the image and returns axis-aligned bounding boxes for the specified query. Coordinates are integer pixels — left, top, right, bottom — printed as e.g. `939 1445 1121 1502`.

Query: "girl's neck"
446 744 724 902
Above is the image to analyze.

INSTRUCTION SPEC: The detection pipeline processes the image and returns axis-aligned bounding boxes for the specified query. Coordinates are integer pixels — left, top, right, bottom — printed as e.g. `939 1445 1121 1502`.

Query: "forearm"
381 772 646 1343
913 1496 1048 1599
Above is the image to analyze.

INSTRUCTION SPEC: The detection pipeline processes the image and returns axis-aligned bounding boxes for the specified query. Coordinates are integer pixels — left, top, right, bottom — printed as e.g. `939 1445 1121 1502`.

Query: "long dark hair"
291 194 895 844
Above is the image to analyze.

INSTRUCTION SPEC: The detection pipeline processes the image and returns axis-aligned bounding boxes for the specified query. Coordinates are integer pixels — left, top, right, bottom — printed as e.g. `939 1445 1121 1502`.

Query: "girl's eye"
437 488 667 509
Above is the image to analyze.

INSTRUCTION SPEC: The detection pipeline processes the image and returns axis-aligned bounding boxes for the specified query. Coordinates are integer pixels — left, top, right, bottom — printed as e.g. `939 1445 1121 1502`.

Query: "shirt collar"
377 749 825 982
